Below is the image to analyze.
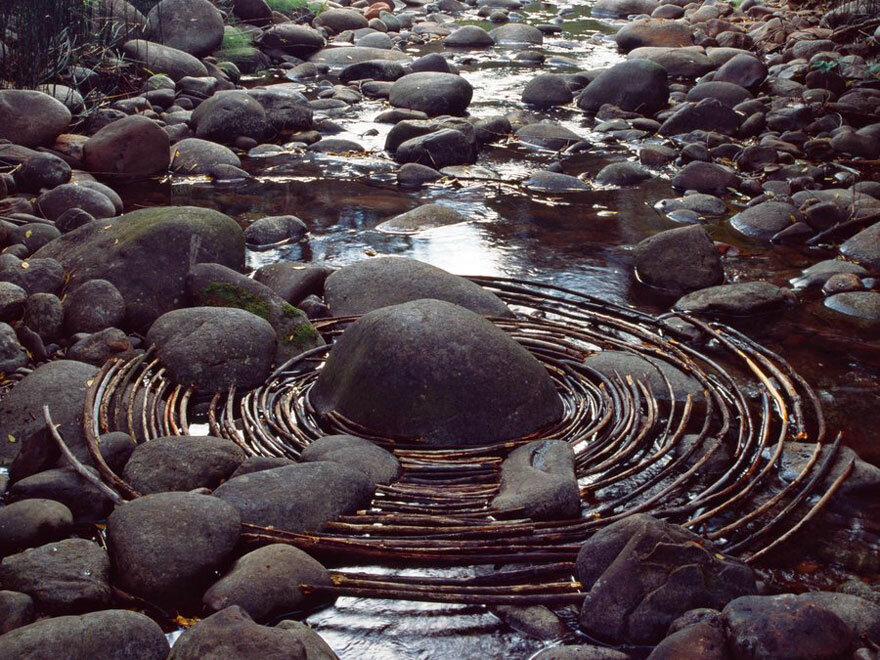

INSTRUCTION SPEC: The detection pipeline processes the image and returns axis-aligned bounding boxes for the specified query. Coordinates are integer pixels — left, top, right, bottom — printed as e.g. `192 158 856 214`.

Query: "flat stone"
675 282 789 316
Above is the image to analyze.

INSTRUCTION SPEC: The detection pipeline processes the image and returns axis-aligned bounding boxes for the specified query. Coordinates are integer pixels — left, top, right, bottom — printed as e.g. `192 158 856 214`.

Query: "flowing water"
115 1 880 655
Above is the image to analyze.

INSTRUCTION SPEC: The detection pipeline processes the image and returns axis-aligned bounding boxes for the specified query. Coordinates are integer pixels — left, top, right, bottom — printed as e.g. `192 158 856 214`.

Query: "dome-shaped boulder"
310 299 563 446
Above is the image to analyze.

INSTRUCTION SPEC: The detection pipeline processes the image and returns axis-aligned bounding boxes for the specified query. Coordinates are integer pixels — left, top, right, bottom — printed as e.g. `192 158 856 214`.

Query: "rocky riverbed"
1 0 880 657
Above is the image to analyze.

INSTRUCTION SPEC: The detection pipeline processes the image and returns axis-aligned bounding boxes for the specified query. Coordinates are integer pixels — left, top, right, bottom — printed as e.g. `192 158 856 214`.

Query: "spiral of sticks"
82 276 849 605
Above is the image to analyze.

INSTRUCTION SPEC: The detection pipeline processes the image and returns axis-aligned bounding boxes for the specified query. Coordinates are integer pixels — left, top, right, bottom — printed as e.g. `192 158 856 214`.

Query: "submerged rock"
310 299 562 446
375 203 466 234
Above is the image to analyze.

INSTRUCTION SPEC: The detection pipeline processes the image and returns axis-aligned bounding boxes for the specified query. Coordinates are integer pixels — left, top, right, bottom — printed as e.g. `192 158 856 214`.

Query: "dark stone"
62 279 125 335
203 544 331 620
253 263 331 306
524 171 590 193
34 206 245 331
229 456 295 479
301 435 401 485
66 328 134 366
0 323 27 373
730 201 796 241
0 283 26 322
515 123 581 151
576 514 757 645
0 609 169 660
595 161 651 186
13 153 71 193
36 184 116 222
687 81 753 108
389 73 473 116
634 225 723 293
8 467 114 521
672 161 740 195
531 646 630 660
492 604 568 640
722 594 854 660
798 591 880 642
122 436 246 494
646 622 726 660
615 19 693 52
339 60 406 83
167 606 308 659
107 491 241 602
395 129 476 168
314 8 369 33
248 87 313 134
0 360 97 465
146 306 276 391
192 91 268 144
0 590 34 634
578 60 668 115
122 40 209 80
375 203 466 234
0 499 73 555
83 115 170 178
583 350 702 403
714 53 767 89
171 138 240 175
213 462 375 532
0 90 71 148
444 25 495 48
310 299 561 446
274 619 339 660
0 538 110 615
659 98 740 137
20 292 61 343
0 256 64 296
145 0 223 56
841 222 880 271
674 282 789 316
261 24 325 57
245 215 307 247
491 440 580 520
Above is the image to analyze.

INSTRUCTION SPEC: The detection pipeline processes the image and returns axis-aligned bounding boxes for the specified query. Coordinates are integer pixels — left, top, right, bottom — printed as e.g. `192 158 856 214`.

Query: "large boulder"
323 257 511 317
122 40 209 80
34 206 245 331
146 307 277 391
0 360 97 466
0 610 169 660
310 299 562 446
213 462 375 532
491 440 581 520
634 225 723 293
0 91 71 148
122 436 246 494
145 0 224 57
203 544 331 620
389 73 473 116
106 492 241 602
167 606 310 660
83 115 170 177
722 594 853 660
577 60 668 115
0 539 110 614
576 514 757 645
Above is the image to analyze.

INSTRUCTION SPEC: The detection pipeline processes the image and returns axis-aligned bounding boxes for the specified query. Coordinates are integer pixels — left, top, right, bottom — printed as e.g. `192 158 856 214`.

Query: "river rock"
0 256 63 296
646 622 726 660
0 323 27 373
260 24 325 57
524 171 589 193
275 620 339 659
375 203 466 234
730 201 797 241
577 514 757 645
0 91 71 148
8 468 114 521
616 19 693 52
714 53 767 89
0 500 73 555
722 594 853 660
522 73 573 107
13 153 71 193
339 60 406 82
185 262 322 361
444 25 495 48
309 46 410 68
0 610 169 660
674 281 789 316
659 98 740 136
0 539 110 613
532 646 630 660
230 456 295 478
145 0 223 56
213 462 375 531
516 123 581 150
253 263 331 305
825 291 880 326
171 138 241 174
655 193 727 217
629 47 714 78
167 606 309 659
314 8 369 33
192 90 269 144
301 435 401 485
389 73 473 116
0 360 97 465
203 544 331 620
492 440 580 520
797 591 880 642
686 81 753 108
21 293 62 342
107 491 240 602
395 129 476 168
577 59 668 115
490 23 544 44
67 328 134 366
244 215 307 246
595 161 651 186
247 86 312 134
584 350 702 402
634 225 723 293
841 222 880 271
122 436 246 494
310 299 562 446
324 257 511 317
146 306 276 391
0 283 26 322
36 184 116 222
672 161 739 195
0 591 34 634
62 279 125 334
592 0 658 18
123 40 209 80
34 206 245 330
